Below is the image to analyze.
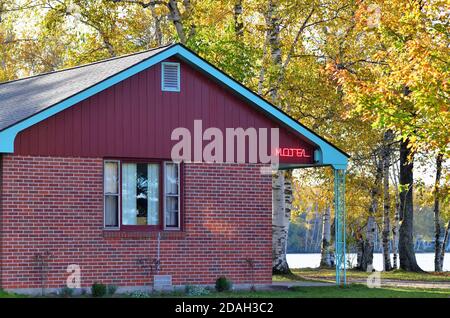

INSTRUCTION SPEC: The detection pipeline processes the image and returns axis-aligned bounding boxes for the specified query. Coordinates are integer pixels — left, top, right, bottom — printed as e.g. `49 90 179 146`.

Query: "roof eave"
0 43 348 170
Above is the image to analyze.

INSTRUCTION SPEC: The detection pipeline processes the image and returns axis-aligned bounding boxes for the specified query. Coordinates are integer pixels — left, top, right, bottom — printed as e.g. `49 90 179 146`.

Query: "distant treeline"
287 208 450 254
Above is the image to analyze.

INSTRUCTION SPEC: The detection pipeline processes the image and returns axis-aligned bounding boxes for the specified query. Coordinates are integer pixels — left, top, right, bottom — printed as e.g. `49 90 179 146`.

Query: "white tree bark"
392 206 400 269
382 130 393 271
265 0 281 102
391 156 400 269
361 157 382 271
272 171 290 273
440 222 449 268
320 206 332 267
149 0 163 45
364 216 376 270
434 153 444 272
264 0 292 274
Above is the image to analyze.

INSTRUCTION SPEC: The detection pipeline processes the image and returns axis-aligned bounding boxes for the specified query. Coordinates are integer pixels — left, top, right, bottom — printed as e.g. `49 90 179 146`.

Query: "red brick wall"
0 155 272 290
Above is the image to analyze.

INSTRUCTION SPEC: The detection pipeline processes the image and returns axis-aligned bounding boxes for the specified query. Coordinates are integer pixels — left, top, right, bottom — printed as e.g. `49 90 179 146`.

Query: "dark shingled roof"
0 45 171 131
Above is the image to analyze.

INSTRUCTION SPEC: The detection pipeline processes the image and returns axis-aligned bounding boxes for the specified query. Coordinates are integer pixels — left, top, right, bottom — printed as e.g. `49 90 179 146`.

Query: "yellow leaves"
329 0 450 156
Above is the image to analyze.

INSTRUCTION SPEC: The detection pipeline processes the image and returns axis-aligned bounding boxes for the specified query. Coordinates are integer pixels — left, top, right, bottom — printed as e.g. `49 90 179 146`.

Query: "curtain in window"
105 196 118 226
165 163 178 195
147 164 159 225
104 162 119 227
104 162 118 194
122 163 137 225
165 163 179 228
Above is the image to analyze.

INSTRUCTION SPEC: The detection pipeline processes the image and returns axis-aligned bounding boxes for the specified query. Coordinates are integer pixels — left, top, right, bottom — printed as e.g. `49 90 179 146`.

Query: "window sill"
102 229 186 239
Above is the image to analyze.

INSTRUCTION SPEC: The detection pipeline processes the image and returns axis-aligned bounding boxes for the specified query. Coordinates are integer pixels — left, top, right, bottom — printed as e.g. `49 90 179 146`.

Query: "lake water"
287 253 450 271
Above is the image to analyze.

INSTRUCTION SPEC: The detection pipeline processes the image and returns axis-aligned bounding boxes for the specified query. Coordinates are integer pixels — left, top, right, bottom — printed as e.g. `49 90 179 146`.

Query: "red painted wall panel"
14 58 316 164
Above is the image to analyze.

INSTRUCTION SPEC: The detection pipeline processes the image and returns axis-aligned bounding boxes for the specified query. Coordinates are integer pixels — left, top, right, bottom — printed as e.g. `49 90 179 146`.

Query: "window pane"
165 197 179 227
148 164 159 225
122 163 137 225
105 196 118 227
136 163 148 225
104 162 118 194
122 163 160 226
164 163 179 229
165 163 179 195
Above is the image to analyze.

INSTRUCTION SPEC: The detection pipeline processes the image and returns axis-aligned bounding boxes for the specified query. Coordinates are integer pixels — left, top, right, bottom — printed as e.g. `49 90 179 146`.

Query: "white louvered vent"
161 62 180 92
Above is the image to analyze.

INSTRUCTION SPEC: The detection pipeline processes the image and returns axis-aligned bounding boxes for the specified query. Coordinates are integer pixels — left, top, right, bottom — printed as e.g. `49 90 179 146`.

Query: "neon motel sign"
274 147 311 158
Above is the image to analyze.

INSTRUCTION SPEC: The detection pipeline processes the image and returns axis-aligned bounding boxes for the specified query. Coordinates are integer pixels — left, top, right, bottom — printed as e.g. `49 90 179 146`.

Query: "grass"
90 284 450 298
1 284 449 298
0 289 26 298
206 285 450 298
2 268 450 298
283 268 450 283
272 271 313 282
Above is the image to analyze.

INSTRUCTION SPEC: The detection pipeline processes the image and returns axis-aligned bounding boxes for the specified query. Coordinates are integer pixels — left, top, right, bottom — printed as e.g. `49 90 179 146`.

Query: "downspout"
156 231 161 274
0 154 2 289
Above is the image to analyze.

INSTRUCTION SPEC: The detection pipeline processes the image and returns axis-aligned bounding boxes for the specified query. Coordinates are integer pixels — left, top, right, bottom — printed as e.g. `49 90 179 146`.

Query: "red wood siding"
14 58 315 164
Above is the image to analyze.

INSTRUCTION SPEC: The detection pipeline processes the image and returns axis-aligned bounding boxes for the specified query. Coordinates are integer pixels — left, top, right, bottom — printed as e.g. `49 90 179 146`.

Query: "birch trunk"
382 130 392 271
360 157 382 271
313 209 321 251
356 226 364 269
434 153 443 272
265 0 281 102
115 0 188 45
330 217 336 266
398 138 422 272
392 202 400 269
320 206 332 267
265 0 292 274
272 171 290 274
391 157 400 269
440 222 449 268
149 0 163 45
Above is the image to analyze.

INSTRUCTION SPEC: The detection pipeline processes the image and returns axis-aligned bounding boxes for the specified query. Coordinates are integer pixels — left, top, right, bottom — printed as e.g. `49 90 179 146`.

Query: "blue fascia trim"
174 48 348 169
0 44 348 169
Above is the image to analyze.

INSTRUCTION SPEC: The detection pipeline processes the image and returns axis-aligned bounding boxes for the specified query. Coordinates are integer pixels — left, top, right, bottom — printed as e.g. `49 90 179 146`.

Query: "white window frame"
163 162 181 230
103 160 121 230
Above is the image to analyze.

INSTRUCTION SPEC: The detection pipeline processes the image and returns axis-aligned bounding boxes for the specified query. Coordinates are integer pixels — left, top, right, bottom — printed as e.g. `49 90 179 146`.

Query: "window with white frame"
122 163 160 226
104 160 180 230
164 162 180 229
104 161 119 228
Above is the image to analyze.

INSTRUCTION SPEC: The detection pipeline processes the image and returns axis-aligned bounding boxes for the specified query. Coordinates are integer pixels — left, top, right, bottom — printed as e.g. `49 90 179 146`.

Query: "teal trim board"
0 44 348 170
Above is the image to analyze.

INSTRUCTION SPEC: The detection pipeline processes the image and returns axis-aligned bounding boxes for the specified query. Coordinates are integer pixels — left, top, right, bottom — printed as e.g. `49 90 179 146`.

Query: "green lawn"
277 268 450 283
0 289 26 298
2 284 450 298
2 268 450 299
206 285 450 298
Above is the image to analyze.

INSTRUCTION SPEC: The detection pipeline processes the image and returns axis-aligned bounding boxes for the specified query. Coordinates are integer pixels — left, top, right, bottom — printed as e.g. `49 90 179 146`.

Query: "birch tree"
264 0 291 274
320 205 333 267
329 0 449 271
433 153 444 271
381 130 393 271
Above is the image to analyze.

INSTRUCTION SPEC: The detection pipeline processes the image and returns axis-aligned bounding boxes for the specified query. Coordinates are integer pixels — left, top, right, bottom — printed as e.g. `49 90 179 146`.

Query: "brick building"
0 44 348 294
